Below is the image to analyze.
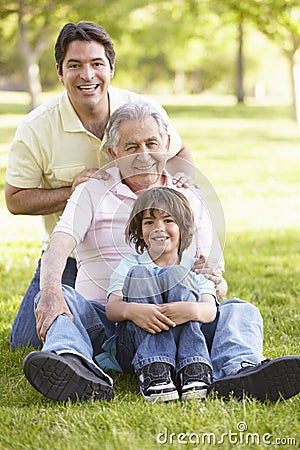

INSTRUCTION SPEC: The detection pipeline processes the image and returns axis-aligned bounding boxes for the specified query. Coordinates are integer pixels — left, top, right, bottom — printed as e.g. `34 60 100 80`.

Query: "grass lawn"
0 92 299 449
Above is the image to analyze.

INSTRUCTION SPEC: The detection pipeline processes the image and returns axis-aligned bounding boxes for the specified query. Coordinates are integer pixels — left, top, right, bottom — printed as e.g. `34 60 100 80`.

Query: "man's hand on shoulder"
71 168 111 193
172 172 196 188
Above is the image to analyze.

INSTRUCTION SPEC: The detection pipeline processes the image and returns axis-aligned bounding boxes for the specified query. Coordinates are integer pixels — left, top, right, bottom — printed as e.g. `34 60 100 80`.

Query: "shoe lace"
240 359 271 370
240 361 257 369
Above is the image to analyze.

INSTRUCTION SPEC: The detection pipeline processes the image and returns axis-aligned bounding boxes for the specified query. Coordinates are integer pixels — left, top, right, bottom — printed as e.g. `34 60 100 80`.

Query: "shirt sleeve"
107 256 138 299
54 181 93 244
195 274 217 299
6 122 43 188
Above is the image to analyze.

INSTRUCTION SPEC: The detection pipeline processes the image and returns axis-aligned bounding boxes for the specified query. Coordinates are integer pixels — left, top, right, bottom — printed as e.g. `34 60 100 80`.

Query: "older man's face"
108 116 169 192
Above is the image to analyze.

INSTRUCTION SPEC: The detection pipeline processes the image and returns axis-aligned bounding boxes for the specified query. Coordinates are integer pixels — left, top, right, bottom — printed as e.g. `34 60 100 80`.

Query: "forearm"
40 232 76 290
194 295 217 323
166 144 194 178
5 183 72 215
106 293 137 323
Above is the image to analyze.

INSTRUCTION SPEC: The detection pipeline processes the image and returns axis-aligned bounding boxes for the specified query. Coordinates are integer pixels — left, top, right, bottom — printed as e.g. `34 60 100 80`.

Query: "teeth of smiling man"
136 165 153 170
78 85 98 91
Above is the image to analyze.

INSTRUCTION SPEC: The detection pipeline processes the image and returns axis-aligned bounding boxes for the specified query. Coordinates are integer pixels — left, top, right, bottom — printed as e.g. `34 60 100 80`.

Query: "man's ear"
108 147 117 160
56 63 63 84
110 65 115 78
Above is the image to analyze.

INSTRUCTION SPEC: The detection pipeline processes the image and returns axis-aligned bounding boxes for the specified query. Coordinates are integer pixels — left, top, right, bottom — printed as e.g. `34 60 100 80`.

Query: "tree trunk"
21 48 42 111
174 66 185 95
285 50 298 122
236 22 244 104
18 0 43 110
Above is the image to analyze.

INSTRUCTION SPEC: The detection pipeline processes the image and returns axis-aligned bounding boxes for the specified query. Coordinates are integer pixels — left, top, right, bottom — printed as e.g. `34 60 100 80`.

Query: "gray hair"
103 101 170 154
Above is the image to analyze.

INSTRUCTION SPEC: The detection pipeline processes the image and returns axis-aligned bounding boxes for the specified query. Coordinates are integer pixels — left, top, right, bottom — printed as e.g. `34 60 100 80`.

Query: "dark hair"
125 187 194 257
55 21 115 74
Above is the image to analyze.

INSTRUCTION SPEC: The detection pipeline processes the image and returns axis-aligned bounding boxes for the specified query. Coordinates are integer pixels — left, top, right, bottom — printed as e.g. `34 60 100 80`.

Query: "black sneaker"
208 356 300 402
179 362 212 400
137 362 179 402
23 351 114 402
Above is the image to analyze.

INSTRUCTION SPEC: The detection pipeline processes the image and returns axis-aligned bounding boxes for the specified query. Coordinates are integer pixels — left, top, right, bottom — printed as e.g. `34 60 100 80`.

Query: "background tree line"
0 0 300 119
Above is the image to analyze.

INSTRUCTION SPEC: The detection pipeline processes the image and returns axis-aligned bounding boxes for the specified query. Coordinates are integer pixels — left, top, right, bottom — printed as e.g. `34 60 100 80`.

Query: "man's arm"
35 231 76 341
5 182 72 215
5 168 112 216
166 143 194 179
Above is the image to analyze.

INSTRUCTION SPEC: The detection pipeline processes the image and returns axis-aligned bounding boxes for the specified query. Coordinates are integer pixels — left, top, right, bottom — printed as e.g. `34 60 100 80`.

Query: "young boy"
106 187 217 402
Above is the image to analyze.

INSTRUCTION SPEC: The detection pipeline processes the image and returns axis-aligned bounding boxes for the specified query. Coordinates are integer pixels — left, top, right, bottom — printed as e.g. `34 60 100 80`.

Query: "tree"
253 0 300 121
114 0 237 95
0 0 149 110
0 0 64 110
219 0 300 119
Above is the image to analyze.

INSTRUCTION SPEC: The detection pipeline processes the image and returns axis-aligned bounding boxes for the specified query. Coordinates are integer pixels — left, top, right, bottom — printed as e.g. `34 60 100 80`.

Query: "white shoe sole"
141 388 179 403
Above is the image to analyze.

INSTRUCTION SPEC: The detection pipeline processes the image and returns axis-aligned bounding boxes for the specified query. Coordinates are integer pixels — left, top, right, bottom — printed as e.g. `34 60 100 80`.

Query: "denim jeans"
116 265 213 374
210 298 264 380
10 256 77 349
116 265 264 380
36 285 115 383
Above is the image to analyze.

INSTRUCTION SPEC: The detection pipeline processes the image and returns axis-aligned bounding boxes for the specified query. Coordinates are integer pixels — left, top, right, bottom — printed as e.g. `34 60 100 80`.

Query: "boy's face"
141 208 180 262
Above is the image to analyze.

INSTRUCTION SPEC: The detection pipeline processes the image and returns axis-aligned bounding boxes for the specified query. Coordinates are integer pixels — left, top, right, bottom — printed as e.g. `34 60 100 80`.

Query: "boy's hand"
128 303 176 334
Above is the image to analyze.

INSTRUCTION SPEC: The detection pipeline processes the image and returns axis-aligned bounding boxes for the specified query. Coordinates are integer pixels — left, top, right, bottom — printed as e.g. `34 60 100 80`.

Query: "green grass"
0 92 299 449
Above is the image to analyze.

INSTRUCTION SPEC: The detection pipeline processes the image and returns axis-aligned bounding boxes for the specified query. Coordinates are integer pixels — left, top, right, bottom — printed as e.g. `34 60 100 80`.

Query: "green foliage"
0 0 293 99
0 93 299 449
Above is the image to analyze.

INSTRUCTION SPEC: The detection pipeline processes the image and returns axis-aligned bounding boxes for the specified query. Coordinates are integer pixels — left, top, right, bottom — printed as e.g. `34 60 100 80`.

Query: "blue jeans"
116 266 264 380
36 285 115 382
116 265 213 374
10 256 77 349
210 298 264 380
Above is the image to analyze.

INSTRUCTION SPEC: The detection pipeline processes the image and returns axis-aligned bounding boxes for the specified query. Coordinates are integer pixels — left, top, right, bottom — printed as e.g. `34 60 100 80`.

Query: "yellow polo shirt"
6 87 181 248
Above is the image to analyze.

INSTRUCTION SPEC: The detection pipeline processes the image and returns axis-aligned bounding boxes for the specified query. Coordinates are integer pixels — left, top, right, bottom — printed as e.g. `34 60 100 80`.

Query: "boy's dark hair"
55 21 115 75
125 187 194 257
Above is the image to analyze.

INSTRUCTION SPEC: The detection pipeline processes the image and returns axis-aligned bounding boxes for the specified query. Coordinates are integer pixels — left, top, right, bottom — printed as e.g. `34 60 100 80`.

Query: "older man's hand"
192 255 228 301
35 286 74 341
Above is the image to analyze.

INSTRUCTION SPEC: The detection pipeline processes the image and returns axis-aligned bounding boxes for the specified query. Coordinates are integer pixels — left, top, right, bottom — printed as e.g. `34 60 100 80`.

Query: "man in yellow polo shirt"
5 21 194 349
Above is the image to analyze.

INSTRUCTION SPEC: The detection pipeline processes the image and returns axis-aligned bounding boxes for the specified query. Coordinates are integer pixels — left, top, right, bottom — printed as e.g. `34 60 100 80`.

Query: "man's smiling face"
57 40 114 112
108 116 169 193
